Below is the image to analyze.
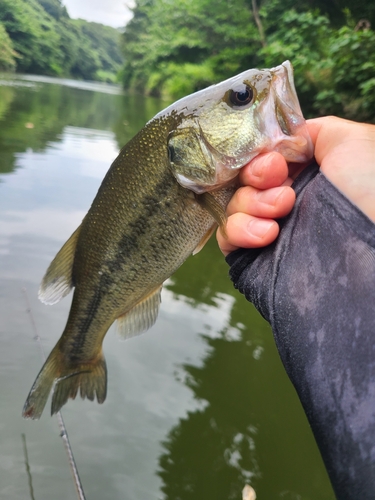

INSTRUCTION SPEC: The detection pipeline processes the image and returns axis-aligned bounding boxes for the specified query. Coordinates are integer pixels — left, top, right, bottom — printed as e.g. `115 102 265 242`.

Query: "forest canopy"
121 0 375 120
0 0 374 120
0 0 123 82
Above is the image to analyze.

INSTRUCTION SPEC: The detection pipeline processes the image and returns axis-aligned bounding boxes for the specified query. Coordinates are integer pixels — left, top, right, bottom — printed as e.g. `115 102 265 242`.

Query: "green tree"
315 25 375 118
122 0 260 98
0 0 123 81
259 9 334 114
0 22 17 71
36 0 69 20
260 8 375 119
71 20 123 81
0 0 63 74
121 0 375 121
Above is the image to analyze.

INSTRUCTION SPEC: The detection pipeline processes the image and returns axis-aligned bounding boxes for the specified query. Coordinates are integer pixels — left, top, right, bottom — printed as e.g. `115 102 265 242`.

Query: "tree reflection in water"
159 327 261 500
159 239 334 500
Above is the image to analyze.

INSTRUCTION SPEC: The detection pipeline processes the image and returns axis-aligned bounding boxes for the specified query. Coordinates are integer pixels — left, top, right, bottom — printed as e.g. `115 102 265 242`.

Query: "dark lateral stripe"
73 169 183 353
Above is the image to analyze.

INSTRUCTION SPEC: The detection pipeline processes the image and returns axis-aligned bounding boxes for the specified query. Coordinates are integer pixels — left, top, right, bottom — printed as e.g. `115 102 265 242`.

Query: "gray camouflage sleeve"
226 162 375 500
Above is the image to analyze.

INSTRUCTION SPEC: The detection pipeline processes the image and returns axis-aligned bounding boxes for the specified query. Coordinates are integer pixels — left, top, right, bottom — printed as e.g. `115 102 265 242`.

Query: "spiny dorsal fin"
116 285 162 340
38 225 82 305
195 192 227 238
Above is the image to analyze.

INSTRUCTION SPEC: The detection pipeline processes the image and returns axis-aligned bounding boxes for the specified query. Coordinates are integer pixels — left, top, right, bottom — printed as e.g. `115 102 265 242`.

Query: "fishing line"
21 433 36 500
22 288 87 500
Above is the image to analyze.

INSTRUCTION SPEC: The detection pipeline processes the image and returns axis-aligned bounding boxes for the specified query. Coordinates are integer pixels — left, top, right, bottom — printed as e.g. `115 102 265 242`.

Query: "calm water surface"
0 75 335 500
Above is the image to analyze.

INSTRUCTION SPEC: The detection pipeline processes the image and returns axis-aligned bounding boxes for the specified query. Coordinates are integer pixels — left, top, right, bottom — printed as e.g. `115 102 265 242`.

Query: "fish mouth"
275 101 292 136
200 62 313 191
269 61 313 162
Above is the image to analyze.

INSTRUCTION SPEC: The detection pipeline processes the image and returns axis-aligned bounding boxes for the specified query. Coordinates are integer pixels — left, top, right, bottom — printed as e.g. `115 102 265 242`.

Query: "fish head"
159 61 313 193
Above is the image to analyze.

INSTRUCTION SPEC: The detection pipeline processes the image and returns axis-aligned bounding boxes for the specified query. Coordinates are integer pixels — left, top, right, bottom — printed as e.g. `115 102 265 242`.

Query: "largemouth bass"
23 61 313 419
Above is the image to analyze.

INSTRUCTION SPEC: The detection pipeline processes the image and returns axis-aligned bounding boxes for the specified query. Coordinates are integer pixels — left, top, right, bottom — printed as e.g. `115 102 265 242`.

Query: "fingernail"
247 219 274 238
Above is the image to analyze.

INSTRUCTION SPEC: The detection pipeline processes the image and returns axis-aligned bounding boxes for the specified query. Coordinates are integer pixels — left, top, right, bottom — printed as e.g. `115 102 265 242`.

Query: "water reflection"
0 76 335 500
158 326 262 500
0 74 166 176
161 249 335 499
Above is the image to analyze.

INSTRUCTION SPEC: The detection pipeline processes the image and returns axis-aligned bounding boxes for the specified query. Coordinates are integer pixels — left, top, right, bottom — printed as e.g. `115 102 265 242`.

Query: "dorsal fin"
38 225 82 305
116 285 163 340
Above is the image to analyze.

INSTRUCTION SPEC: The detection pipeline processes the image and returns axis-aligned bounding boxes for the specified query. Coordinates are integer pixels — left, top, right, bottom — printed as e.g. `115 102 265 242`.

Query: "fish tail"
22 346 107 420
22 345 61 420
51 354 107 416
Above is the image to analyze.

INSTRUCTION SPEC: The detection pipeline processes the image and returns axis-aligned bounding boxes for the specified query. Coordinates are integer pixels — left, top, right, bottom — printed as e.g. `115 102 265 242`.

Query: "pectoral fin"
195 192 227 238
116 286 162 339
39 225 82 305
192 225 216 255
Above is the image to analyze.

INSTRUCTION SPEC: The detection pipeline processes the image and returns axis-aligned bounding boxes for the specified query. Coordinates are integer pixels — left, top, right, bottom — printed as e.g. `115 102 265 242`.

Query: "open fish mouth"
268 61 313 162
210 61 313 184
275 102 292 136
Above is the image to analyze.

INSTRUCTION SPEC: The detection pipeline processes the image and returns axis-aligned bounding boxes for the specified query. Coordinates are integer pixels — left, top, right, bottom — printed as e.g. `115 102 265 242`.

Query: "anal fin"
116 285 162 340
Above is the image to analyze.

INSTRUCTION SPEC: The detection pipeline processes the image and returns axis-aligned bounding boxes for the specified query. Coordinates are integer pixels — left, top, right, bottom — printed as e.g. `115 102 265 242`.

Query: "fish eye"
228 84 254 108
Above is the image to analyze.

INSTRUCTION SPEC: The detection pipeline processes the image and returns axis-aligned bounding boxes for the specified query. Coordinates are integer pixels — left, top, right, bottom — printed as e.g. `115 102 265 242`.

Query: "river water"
0 75 335 500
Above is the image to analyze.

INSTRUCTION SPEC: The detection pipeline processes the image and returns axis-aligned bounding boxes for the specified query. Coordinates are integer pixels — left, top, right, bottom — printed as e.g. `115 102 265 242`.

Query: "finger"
216 213 279 256
306 117 325 151
307 117 375 222
226 185 296 219
239 152 289 189
306 116 343 166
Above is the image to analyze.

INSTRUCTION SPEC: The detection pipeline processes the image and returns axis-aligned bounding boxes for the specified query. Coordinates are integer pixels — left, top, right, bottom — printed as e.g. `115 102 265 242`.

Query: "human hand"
217 116 375 256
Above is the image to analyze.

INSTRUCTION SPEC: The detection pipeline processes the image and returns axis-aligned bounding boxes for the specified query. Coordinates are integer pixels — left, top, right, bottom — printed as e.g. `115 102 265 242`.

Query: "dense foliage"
1 0 373 118
0 23 17 71
0 0 123 81
121 0 375 120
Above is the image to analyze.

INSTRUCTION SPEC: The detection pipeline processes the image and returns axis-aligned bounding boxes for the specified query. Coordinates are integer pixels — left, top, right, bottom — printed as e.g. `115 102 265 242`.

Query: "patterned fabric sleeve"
226 162 375 500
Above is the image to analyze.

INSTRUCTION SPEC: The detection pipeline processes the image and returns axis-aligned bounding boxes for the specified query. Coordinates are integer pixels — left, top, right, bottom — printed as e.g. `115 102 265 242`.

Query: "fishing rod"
22 288 86 500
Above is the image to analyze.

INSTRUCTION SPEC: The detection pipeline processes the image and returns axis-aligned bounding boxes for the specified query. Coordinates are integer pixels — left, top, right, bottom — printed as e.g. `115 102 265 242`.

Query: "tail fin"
51 357 107 416
22 346 107 420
